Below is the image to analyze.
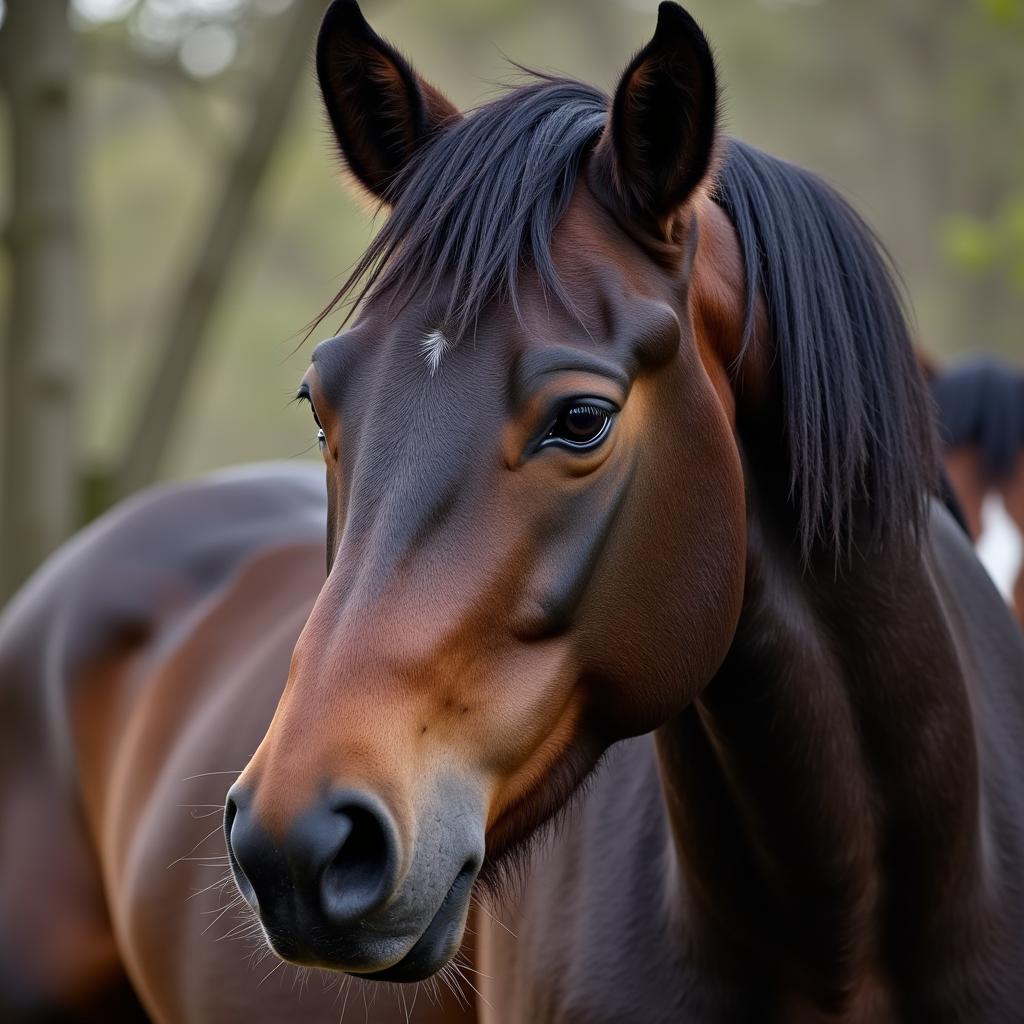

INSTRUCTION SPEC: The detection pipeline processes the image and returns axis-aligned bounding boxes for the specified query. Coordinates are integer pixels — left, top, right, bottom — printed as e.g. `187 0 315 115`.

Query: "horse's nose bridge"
328 441 521 644
300 549 499 687
245 535 515 827
248 606 451 817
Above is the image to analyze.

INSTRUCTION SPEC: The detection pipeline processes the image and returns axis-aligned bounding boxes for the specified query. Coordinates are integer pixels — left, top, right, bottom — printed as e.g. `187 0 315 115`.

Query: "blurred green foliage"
941 0 1024 298
944 199 1024 292
979 0 1024 27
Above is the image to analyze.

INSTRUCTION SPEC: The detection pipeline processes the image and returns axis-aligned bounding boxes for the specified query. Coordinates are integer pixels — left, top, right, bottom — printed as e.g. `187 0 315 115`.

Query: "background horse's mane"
319 75 937 561
932 356 1024 481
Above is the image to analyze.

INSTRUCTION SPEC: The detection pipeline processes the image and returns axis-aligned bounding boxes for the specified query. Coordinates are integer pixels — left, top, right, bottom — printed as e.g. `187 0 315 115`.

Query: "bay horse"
932 356 1024 625
3 2 1024 1021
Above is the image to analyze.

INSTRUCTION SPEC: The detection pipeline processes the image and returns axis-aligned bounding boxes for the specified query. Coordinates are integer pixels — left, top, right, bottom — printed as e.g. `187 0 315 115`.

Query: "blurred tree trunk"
111 0 327 501
0 0 83 600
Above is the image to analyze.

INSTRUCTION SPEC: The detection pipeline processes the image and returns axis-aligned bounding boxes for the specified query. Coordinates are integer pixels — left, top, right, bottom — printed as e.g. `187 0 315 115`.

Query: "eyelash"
296 385 328 455
296 385 323 430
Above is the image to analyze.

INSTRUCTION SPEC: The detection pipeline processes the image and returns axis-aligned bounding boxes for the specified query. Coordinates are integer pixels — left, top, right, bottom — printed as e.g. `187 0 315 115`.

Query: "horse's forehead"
361 291 588 376
345 198 650 383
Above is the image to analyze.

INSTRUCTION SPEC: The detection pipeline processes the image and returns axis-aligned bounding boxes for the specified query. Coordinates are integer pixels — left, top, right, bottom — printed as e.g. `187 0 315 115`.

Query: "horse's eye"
296 385 327 452
541 400 615 452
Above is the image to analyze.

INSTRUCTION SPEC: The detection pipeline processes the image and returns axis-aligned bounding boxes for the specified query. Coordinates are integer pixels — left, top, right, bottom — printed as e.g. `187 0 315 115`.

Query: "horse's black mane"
932 356 1024 481
324 77 936 560
715 142 936 558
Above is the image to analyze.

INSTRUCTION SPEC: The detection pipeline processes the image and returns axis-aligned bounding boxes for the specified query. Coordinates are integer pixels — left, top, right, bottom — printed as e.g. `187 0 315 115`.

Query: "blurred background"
0 0 1022 602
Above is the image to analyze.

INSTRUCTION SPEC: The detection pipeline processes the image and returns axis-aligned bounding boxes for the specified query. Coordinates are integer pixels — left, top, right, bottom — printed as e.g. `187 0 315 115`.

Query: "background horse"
932 356 1024 625
3 1 1024 1022
0 465 475 1022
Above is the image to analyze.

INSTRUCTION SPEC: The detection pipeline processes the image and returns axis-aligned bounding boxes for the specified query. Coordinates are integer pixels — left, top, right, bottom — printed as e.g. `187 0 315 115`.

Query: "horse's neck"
655 499 988 1011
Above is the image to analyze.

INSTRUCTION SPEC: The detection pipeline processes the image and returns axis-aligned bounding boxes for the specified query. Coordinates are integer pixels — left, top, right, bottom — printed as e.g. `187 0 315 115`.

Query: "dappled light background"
0 0 1022 596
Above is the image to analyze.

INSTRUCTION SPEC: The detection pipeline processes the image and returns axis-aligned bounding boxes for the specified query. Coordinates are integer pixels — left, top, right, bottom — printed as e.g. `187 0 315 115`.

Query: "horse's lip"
351 860 477 982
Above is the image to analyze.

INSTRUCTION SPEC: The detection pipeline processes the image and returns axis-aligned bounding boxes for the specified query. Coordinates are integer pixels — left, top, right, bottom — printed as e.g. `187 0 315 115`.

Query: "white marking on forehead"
421 328 451 377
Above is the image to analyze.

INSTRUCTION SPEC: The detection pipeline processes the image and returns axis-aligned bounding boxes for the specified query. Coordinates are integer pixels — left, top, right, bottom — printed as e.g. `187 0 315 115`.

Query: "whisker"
200 892 244 915
187 806 226 819
258 958 285 988
219 916 263 940
472 894 518 940
425 976 441 1008
186 872 235 901
436 962 468 1010
202 901 239 936
337 975 352 1022
450 956 492 981
166 823 228 868
449 959 492 1012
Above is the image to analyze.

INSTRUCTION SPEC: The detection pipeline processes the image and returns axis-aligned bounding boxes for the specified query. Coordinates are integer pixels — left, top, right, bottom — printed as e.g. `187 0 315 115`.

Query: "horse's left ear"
593 2 718 236
316 0 461 202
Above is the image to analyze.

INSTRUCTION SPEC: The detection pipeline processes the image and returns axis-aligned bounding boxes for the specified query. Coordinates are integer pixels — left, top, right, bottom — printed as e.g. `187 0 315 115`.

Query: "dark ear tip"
655 1 705 40
656 1 688 24
320 0 372 40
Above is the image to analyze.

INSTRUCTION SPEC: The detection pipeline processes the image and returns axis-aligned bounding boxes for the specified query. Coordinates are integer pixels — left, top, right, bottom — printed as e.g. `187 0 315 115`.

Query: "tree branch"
0 0 83 598
111 0 326 500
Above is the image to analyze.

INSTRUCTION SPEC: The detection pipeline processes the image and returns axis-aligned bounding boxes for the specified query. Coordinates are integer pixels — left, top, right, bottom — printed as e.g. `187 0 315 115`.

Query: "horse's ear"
316 0 461 202
593 1 718 235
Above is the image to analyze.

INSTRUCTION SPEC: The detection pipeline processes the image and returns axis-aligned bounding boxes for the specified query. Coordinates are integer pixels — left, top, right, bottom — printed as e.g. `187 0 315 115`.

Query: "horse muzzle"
224 782 483 980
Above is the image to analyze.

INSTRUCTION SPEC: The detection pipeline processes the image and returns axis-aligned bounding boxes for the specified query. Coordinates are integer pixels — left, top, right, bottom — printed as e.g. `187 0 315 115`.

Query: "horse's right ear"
316 0 461 202
592 2 718 238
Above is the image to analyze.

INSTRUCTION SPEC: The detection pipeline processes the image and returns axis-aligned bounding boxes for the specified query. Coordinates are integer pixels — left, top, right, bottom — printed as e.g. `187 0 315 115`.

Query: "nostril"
331 806 386 887
320 802 396 924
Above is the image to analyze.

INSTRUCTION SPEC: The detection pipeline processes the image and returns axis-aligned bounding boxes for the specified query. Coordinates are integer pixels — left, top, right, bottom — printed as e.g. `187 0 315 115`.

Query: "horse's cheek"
579 373 745 735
